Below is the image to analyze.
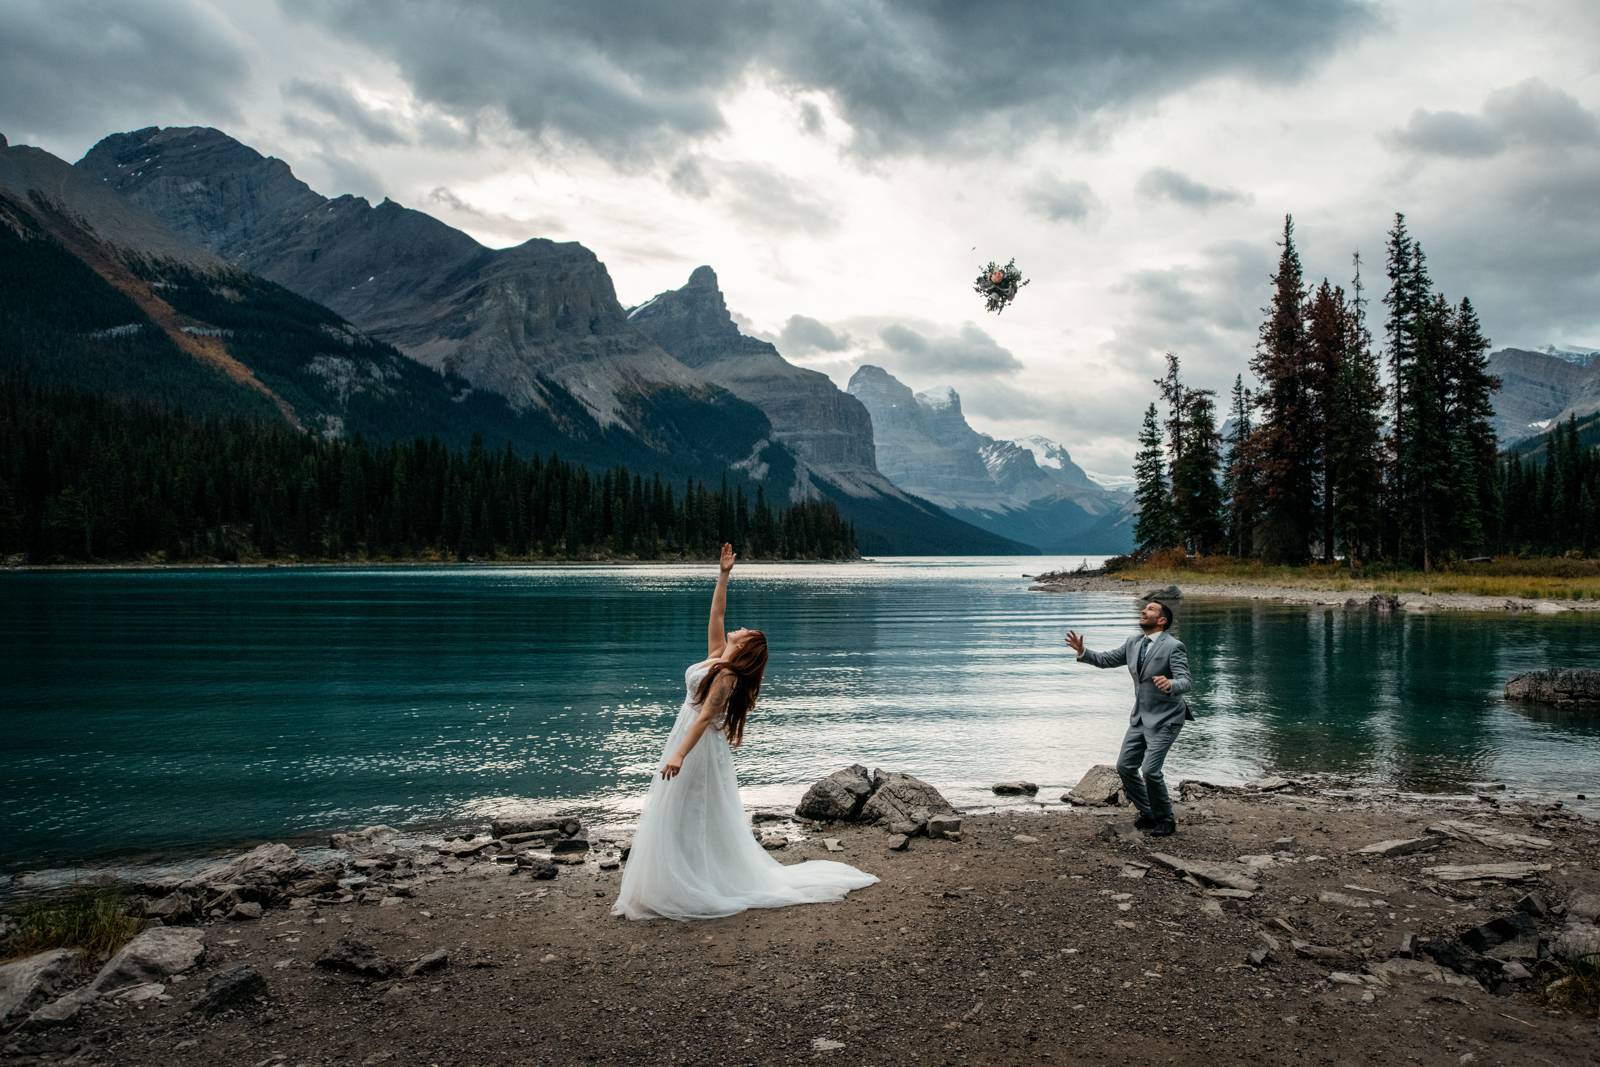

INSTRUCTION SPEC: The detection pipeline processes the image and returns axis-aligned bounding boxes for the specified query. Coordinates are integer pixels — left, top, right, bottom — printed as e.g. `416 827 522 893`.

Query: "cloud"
1135 167 1251 209
282 78 408 146
1388 109 1504 157
1022 175 1102 224
286 1 1374 162
778 314 850 354
1388 77 1600 158
1484 78 1600 148
682 159 838 234
424 185 565 238
0 0 249 146
878 321 1023 375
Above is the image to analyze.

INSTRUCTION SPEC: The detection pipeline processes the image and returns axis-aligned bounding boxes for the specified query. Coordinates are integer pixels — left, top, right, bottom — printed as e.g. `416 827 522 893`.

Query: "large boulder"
183 843 315 892
0 949 83 1029
89 927 206 995
1064 765 1123 806
795 764 874 822
858 771 956 830
1505 668 1600 710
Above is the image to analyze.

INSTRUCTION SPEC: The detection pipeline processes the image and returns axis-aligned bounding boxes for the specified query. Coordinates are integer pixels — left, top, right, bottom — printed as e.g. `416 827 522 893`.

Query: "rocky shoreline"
3 770 1598 1064
1029 572 1600 614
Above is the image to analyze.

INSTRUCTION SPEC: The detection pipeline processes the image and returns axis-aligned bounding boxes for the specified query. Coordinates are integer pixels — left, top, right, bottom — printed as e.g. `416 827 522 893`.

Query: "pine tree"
1171 387 1226 554
1326 253 1386 564
1222 374 1256 557
1133 403 1177 551
1441 297 1499 555
1250 215 1316 563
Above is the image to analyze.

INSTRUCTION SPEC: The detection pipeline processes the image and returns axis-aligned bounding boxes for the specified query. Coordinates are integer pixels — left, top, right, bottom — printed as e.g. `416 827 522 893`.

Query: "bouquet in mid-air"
973 258 1029 314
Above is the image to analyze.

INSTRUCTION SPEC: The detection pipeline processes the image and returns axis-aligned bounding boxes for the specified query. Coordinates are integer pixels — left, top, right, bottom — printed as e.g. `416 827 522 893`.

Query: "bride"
611 544 878 920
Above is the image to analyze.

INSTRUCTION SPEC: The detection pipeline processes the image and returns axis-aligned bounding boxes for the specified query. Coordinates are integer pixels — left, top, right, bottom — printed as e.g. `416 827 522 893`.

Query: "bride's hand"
719 543 736 574
660 756 684 780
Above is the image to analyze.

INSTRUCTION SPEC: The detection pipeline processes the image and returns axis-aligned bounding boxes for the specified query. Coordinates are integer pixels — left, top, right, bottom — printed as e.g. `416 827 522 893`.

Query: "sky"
4 0 1599 477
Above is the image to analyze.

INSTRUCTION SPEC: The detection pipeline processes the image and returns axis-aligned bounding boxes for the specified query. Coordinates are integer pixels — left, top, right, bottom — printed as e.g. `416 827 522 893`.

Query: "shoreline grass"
1097 554 1600 601
2 887 142 962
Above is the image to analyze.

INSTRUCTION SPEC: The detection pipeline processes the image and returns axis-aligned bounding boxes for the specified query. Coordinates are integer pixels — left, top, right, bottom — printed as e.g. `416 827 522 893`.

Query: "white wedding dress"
612 660 878 920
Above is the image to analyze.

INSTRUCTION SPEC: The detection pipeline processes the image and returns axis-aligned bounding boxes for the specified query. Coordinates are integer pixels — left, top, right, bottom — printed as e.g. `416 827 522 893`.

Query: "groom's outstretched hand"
1065 630 1085 657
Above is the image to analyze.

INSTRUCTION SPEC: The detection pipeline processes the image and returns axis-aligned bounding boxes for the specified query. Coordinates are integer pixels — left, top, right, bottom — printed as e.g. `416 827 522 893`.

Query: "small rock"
1247 947 1272 967
812 1037 846 1052
328 826 398 852
1249 776 1294 792
1141 585 1181 602
550 837 590 855
519 859 558 880
1566 891 1600 922
314 937 395 980
24 988 97 1028
991 781 1039 796
551 853 585 865
822 838 845 853
229 902 263 921
759 834 787 851
1064 765 1123 807
926 815 962 840
886 834 910 852
599 859 621 871
144 892 197 925
1318 891 1382 909
191 963 267 1015
1012 834 1040 845
114 982 166 1004
406 950 448 977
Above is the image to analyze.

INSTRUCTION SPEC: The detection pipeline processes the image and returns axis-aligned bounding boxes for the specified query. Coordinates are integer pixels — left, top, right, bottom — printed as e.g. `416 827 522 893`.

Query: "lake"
3 558 1598 880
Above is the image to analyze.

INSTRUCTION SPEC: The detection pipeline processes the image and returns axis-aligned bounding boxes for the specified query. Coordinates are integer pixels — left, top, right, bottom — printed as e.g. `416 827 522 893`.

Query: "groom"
1066 600 1193 837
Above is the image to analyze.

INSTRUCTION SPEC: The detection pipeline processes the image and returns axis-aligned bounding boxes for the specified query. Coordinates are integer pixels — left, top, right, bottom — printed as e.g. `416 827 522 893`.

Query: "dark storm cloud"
1135 167 1251 209
282 78 408 146
287 0 1375 162
779 315 851 355
1022 175 1101 224
0 0 248 146
878 322 1023 375
1388 77 1600 158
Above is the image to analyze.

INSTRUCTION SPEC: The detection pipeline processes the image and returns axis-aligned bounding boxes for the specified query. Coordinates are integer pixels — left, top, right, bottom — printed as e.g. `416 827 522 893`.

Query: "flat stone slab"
1147 853 1261 893
1318 890 1386 909
1426 820 1551 851
991 781 1039 796
1423 862 1552 883
1355 836 1446 857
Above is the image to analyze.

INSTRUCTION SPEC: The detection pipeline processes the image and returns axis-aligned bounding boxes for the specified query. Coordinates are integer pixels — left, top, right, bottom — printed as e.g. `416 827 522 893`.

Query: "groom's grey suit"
1077 630 1194 822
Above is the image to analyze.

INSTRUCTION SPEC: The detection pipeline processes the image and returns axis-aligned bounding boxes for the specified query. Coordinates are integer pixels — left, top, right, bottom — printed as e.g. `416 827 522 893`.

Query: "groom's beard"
1139 622 1158 634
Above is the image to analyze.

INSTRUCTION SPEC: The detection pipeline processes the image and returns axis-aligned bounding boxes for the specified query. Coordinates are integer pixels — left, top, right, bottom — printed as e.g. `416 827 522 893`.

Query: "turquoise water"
3 558 1598 876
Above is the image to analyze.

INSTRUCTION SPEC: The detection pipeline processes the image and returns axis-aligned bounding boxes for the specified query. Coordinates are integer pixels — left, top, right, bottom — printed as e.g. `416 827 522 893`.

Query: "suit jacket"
1079 630 1194 729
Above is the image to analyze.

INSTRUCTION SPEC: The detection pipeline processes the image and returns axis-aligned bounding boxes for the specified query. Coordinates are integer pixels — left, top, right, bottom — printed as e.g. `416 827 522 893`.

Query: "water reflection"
2 560 1598 874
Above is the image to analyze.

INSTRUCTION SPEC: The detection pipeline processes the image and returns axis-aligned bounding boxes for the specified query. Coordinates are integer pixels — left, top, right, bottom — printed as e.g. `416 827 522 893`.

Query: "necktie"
1136 636 1151 675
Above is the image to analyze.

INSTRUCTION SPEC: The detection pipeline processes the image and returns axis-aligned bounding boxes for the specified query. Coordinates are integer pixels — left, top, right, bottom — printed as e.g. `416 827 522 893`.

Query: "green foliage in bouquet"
974 258 1030 314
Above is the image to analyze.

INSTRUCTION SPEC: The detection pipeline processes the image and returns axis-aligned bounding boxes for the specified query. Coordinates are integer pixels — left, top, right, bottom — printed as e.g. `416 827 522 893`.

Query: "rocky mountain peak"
626 266 748 368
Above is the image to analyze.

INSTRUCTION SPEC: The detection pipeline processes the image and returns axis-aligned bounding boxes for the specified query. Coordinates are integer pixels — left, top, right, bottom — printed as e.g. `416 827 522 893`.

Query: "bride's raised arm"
707 542 735 659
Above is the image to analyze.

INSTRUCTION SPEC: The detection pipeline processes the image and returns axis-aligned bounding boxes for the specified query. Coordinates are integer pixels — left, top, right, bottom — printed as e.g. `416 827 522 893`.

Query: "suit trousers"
1116 719 1181 820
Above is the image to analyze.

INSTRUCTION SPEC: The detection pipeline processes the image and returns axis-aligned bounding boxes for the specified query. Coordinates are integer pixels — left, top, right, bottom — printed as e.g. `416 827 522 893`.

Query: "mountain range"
1487 346 1600 444
846 366 1136 552
0 125 1067 554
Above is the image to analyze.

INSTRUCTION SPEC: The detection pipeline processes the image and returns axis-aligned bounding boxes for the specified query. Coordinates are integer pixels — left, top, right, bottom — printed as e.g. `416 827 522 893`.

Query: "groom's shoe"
1150 817 1177 837
1133 812 1157 831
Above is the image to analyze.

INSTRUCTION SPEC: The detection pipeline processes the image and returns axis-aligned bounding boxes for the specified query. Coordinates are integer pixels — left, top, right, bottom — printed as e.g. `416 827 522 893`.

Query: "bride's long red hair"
694 631 768 746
